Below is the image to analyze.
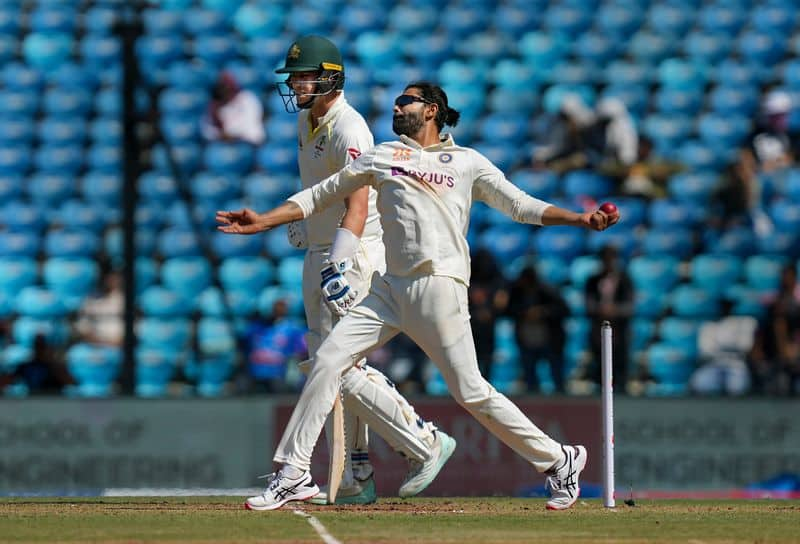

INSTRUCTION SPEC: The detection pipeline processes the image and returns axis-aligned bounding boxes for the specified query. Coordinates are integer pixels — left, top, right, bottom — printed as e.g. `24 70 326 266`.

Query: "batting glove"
320 259 357 317
287 220 308 249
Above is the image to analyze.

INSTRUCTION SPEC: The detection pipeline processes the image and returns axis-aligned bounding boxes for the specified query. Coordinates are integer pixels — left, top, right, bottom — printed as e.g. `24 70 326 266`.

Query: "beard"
393 110 425 136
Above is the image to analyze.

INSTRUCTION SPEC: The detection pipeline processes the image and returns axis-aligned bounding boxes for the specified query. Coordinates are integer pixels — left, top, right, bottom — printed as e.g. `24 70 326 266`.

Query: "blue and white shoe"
545 445 587 511
244 470 319 511
398 431 456 498
307 475 377 505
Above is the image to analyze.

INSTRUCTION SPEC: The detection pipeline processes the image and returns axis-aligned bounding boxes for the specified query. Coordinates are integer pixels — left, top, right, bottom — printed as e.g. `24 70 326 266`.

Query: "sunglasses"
394 95 431 107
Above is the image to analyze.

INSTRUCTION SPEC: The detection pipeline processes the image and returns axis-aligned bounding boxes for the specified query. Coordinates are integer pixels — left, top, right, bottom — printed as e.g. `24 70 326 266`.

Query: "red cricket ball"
599 202 618 214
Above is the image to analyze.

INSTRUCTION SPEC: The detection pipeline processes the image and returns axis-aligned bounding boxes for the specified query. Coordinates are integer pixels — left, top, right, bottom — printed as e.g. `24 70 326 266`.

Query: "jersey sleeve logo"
347 147 361 160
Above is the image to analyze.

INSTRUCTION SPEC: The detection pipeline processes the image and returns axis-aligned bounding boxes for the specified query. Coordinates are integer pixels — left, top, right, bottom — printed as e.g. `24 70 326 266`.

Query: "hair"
405 81 460 130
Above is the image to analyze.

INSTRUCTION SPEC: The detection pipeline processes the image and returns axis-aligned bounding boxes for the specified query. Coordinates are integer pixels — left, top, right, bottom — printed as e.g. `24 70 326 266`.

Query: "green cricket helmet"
275 35 345 113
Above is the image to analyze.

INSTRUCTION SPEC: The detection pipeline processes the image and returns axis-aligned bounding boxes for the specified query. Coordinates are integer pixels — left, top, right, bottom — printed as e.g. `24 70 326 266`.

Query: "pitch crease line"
293 508 343 544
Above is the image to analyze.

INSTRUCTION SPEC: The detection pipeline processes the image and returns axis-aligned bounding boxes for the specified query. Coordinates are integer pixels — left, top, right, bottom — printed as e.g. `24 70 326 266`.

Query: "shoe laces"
256 472 282 493
546 454 577 496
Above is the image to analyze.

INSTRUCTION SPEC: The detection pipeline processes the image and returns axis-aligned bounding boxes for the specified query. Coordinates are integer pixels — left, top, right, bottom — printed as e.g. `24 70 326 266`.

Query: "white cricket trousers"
300 239 435 464
274 273 564 473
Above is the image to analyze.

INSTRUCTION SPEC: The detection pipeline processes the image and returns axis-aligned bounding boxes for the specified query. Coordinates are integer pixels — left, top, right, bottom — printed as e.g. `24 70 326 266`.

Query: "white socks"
282 464 304 479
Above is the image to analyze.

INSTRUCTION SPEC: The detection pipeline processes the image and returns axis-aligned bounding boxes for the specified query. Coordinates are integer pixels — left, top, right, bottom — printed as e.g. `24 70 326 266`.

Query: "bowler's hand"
583 207 620 231
216 208 267 234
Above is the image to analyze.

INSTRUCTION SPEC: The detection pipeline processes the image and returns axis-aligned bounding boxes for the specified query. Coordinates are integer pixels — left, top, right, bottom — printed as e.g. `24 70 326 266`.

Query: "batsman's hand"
216 208 267 234
287 220 308 249
320 259 357 317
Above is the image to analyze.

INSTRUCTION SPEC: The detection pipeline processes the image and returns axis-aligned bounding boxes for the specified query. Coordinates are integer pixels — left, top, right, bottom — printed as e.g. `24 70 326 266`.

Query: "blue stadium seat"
744 255 786 291
658 317 700 357
137 317 192 350
657 58 706 91
737 31 786 65
15 286 68 318
165 61 216 90
634 290 668 319
648 199 705 228
654 88 703 116
194 353 236 397
388 4 437 33
37 117 87 146
204 142 255 176
139 286 192 318
600 84 649 118
770 201 800 231
683 32 732 65
285 5 329 35
80 34 121 69
689 254 741 295
210 230 263 258
256 144 297 175
197 287 226 317
197 317 236 357
135 347 178 398
264 227 302 260
353 31 403 70
89 118 122 145
0 118 34 147
751 4 796 36
0 35 13 65
30 6 75 33
478 225 530 262
35 145 83 176
545 61 595 86
232 2 284 38
640 228 694 260
699 4 746 36
510 170 558 200
492 3 540 36
0 200 45 232
0 232 40 258
707 227 757 258
192 34 238 65
161 256 213 300
645 343 693 394
563 170 614 200
223 287 260 317
473 142 519 172
219 256 274 293
1 141 36 183
53 199 105 230
756 232 800 258
670 285 720 319
22 32 73 70
544 4 592 35
136 257 159 294
83 5 117 34
628 255 682 292
595 3 643 37
569 255 600 289
714 58 770 87
43 257 98 310
94 87 121 116
488 60 538 91
675 140 729 172
573 32 618 66
43 87 92 117
276 255 304 288
139 171 179 205
667 172 719 204
709 85 759 116
441 6 485 36
157 227 203 258
563 286 585 316
631 317 656 353
13 316 69 347
519 32 569 71
65 343 121 397
44 229 99 258
1 63 44 92
724 284 768 319
151 143 202 176
192 172 241 203
0 175 21 202
158 87 207 116
0 257 38 295
629 31 675 66
642 115 693 150
27 173 75 205
697 114 751 149
587 226 640 260
613 197 648 228
647 4 693 36
534 227 586 261
45 62 99 91
336 4 387 39
0 89 38 117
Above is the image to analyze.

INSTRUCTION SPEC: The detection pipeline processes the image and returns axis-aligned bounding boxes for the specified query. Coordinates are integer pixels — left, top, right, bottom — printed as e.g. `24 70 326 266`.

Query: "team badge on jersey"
438 153 453 163
313 134 327 158
347 147 361 160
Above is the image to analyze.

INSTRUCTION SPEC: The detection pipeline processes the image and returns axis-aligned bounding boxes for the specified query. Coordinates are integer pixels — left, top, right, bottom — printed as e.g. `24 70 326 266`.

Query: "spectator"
744 90 797 174
585 97 638 177
583 245 634 391
506 265 569 393
712 149 773 237
201 71 265 145
0 333 74 394
620 135 683 199
532 93 595 174
751 264 800 395
74 269 124 347
468 248 508 381
689 299 756 396
243 299 307 393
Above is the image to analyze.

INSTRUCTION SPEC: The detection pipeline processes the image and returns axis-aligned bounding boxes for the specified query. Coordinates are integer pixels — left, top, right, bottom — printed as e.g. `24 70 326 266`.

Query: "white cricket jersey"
296 93 381 249
289 134 553 286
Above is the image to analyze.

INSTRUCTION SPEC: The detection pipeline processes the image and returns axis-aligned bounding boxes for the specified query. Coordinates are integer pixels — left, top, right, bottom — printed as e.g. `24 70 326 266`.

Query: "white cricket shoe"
398 431 457 498
244 470 320 511
545 445 587 511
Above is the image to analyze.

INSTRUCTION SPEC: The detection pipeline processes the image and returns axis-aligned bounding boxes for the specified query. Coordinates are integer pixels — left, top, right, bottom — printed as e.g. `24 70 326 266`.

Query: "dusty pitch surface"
2 497 799 543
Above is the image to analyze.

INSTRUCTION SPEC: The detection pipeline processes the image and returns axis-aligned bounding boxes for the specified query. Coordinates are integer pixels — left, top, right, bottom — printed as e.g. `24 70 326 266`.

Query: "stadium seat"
569 255 600 289
161 257 213 301
595 3 643 37
264 228 302 260
563 170 614 200
657 58 706 91
697 114 751 149
699 4 746 36
210 230 263 258
667 172 719 204
30 6 75 33
0 257 38 295
43 257 99 310
232 2 284 38
631 317 656 353
258 285 303 318
194 353 236 397
737 31 786 65
137 317 192 351
659 317 701 357
534 227 586 261
647 4 693 36
510 170 558 200
192 34 239 65
44 229 99 258
0 147 31 177
654 88 703 116
708 227 757 258
219 256 274 293
642 115 693 150
0 232 40 258
256 144 297 175
15 286 68 318
157 227 203 258
478 225 530 262
276 256 304 289
752 4 796 37
135 347 178 398
709 85 759 116
629 31 675 66
139 286 192 318
0 118 34 147
197 317 236 357
683 32 732 65
670 285 720 319
645 343 693 394
628 256 682 292
65 343 121 397
689 254 741 295
22 32 73 70
43 87 93 117
744 255 786 291
80 34 121 70
519 32 569 71
770 201 800 231
640 229 695 260
586 227 640 260
13 316 70 347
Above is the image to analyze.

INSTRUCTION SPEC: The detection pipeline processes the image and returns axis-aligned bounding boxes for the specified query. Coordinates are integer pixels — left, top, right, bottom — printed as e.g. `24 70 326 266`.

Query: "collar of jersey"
306 92 347 139
398 132 455 150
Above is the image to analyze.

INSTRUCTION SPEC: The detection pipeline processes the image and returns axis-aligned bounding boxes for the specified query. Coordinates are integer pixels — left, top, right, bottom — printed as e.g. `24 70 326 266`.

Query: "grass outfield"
1 497 799 543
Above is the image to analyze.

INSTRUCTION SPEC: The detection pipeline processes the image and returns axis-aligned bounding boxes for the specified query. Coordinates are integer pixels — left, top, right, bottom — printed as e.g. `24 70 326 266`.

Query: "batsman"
248 35 455 508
